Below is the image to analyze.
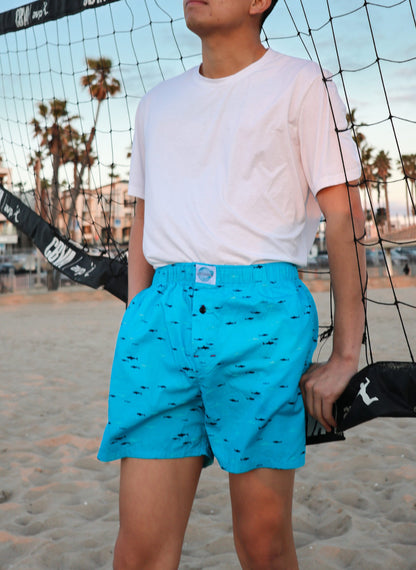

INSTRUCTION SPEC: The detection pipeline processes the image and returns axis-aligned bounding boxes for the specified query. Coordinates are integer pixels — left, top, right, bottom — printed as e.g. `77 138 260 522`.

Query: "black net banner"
0 0 120 36
307 361 416 445
0 184 127 301
335 361 416 431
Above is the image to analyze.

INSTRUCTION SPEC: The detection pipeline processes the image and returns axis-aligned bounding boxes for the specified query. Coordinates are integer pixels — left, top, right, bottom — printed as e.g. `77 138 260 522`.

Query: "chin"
184 17 209 37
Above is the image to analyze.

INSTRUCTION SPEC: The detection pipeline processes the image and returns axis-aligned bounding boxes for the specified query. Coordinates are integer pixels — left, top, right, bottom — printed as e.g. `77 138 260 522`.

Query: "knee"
233 517 297 569
113 530 181 570
113 533 141 570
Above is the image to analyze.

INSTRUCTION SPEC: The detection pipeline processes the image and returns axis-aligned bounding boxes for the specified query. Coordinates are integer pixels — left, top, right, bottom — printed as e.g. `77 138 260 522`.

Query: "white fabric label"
195 264 216 285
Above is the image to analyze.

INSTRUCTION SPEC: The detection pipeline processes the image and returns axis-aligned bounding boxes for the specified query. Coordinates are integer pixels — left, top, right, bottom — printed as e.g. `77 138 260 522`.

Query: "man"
98 1 366 568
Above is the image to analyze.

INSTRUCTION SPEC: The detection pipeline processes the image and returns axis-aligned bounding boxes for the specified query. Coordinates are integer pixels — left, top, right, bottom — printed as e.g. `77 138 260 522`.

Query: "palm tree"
108 162 119 181
30 100 78 289
398 154 416 223
359 143 376 222
61 127 96 235
346 108 374 221
346 108 366 150
67 57 121 235
28 149 48 221
373 150 392 232
31 99 77 224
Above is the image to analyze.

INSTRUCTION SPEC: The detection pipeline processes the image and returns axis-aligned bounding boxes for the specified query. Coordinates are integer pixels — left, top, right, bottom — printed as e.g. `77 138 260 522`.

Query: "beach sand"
0 285 415 569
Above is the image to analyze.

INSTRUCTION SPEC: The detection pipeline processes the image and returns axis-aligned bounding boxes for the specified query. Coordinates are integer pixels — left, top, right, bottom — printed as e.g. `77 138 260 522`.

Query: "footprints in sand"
0 490 11 504
2 297 416 569
293 424 416 568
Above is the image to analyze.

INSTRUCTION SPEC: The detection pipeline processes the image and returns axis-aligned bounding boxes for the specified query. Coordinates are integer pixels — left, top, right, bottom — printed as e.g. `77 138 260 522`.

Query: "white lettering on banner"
15 6 31 28
3 203 20 224
44 237 77 269
71 264 86 277
32 2 49 22
83 0 110 6
70 262 97 278
0 187 4 203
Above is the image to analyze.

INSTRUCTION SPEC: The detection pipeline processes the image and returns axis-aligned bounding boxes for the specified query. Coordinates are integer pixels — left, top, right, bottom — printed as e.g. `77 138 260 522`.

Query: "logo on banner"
70 261 97 278
16 2 49 28
83 0 112 6
358 377 379 406
3 202 21 224
44 236 77 269
32 2 49 23
15 5 31 28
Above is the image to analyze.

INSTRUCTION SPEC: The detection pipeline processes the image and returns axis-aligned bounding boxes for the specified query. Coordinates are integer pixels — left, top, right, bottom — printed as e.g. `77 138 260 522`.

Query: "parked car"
0 262 15 274
10 253 37 273
393 247 416 261
316 251 329 267
365 250 379 266
390 248 409 265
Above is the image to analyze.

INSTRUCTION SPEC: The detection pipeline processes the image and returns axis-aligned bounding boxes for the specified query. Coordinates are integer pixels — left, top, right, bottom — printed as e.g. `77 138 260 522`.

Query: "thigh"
116 457 203 566
229 468 295 530
229 468 298 569
230 468 296 558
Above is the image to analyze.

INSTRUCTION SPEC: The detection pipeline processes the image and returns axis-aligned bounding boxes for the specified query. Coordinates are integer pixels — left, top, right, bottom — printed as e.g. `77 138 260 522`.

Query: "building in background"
0 166 18 257
60 178 135 249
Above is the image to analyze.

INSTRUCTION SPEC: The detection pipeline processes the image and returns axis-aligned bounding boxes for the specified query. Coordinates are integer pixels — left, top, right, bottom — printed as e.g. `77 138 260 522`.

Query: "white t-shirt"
128 49 361 269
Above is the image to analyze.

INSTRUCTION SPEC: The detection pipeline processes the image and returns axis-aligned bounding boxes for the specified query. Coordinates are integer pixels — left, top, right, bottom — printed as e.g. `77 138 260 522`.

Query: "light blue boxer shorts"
98 262 318 473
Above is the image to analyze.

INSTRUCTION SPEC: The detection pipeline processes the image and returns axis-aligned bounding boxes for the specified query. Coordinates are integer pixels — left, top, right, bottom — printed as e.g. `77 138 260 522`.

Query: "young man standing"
98 1 366 568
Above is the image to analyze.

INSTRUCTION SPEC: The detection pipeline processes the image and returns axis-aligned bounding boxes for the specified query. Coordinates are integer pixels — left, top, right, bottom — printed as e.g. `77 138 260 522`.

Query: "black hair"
260 0 278 28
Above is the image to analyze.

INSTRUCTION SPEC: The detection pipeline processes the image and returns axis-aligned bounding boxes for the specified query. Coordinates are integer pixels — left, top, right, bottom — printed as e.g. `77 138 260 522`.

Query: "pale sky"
0 0 415 216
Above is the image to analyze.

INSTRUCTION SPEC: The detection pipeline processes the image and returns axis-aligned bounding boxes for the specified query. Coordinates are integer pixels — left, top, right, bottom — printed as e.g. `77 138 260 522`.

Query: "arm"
300 182 366 431
128 198 155 306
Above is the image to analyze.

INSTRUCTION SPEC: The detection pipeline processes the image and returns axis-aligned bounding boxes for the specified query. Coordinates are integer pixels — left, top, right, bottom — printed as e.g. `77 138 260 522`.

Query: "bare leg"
114 456 204 570
229 468 298 570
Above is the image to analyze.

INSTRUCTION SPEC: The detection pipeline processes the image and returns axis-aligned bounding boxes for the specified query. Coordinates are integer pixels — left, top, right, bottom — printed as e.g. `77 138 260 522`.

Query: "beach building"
0 166 18 255
60 179 135 247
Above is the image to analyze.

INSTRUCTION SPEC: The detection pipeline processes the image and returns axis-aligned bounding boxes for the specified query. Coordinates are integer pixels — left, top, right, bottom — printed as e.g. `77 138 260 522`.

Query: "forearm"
128 199 155 305
300 186 367 430
326 207 366 368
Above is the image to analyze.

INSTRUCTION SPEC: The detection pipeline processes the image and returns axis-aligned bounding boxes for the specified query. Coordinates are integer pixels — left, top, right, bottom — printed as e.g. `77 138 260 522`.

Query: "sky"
0 0 415 217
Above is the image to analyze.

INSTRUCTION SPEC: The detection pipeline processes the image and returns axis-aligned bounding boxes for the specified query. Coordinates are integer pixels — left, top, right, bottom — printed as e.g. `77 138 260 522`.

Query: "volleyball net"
0 0 415 364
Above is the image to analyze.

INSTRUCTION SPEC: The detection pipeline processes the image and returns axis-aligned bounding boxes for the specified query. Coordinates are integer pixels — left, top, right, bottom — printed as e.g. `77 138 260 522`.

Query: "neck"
200 30 267 79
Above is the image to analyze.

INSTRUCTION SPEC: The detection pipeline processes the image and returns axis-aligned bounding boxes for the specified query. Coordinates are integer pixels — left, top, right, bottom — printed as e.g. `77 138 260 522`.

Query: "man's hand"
300 358 358 432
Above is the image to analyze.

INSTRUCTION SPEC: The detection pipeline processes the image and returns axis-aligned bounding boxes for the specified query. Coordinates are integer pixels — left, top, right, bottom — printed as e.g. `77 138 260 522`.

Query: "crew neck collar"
194 48 275 85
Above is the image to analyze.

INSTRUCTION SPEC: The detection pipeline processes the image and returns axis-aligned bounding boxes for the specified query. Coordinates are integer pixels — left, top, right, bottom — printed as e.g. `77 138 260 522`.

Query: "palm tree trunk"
67 103 101 236
50 151 61 226
384 181 391 232
405 182 410 226
34 157 46 219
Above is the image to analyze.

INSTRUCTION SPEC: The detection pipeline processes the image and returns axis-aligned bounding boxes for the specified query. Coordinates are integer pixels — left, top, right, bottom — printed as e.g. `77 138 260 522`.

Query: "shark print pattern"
98 262 318 473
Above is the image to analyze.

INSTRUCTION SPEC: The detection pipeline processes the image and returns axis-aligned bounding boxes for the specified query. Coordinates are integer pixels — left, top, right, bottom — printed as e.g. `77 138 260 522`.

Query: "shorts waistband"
153 262 299 286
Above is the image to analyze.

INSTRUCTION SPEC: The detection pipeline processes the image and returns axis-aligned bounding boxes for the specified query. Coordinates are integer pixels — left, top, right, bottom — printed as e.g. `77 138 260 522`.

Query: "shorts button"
199 305 207 314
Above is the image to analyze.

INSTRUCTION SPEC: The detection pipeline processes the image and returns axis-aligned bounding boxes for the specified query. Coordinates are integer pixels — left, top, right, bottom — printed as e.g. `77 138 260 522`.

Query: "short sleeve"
128 100 146 198
298 73 361 195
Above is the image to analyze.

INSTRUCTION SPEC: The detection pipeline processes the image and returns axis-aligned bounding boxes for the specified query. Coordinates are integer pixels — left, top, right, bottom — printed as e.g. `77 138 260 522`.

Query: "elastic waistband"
153 262 299 286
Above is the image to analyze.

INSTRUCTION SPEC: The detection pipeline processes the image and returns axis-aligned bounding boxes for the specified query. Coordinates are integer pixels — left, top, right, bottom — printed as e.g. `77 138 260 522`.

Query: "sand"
0 285 415 569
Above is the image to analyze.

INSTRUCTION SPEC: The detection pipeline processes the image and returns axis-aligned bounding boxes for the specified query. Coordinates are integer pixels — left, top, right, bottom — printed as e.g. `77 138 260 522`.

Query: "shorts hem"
217 457 306 474
97 447 214 467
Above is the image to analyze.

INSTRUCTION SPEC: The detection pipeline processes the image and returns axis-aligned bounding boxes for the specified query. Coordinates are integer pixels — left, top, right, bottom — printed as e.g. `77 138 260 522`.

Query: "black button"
199 305 207 314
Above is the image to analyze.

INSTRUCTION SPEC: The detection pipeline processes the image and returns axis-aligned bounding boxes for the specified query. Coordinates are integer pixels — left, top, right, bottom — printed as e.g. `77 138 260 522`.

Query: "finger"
299 374 307 401
321 398 337 430
313 393 333 433
304 379 315 420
